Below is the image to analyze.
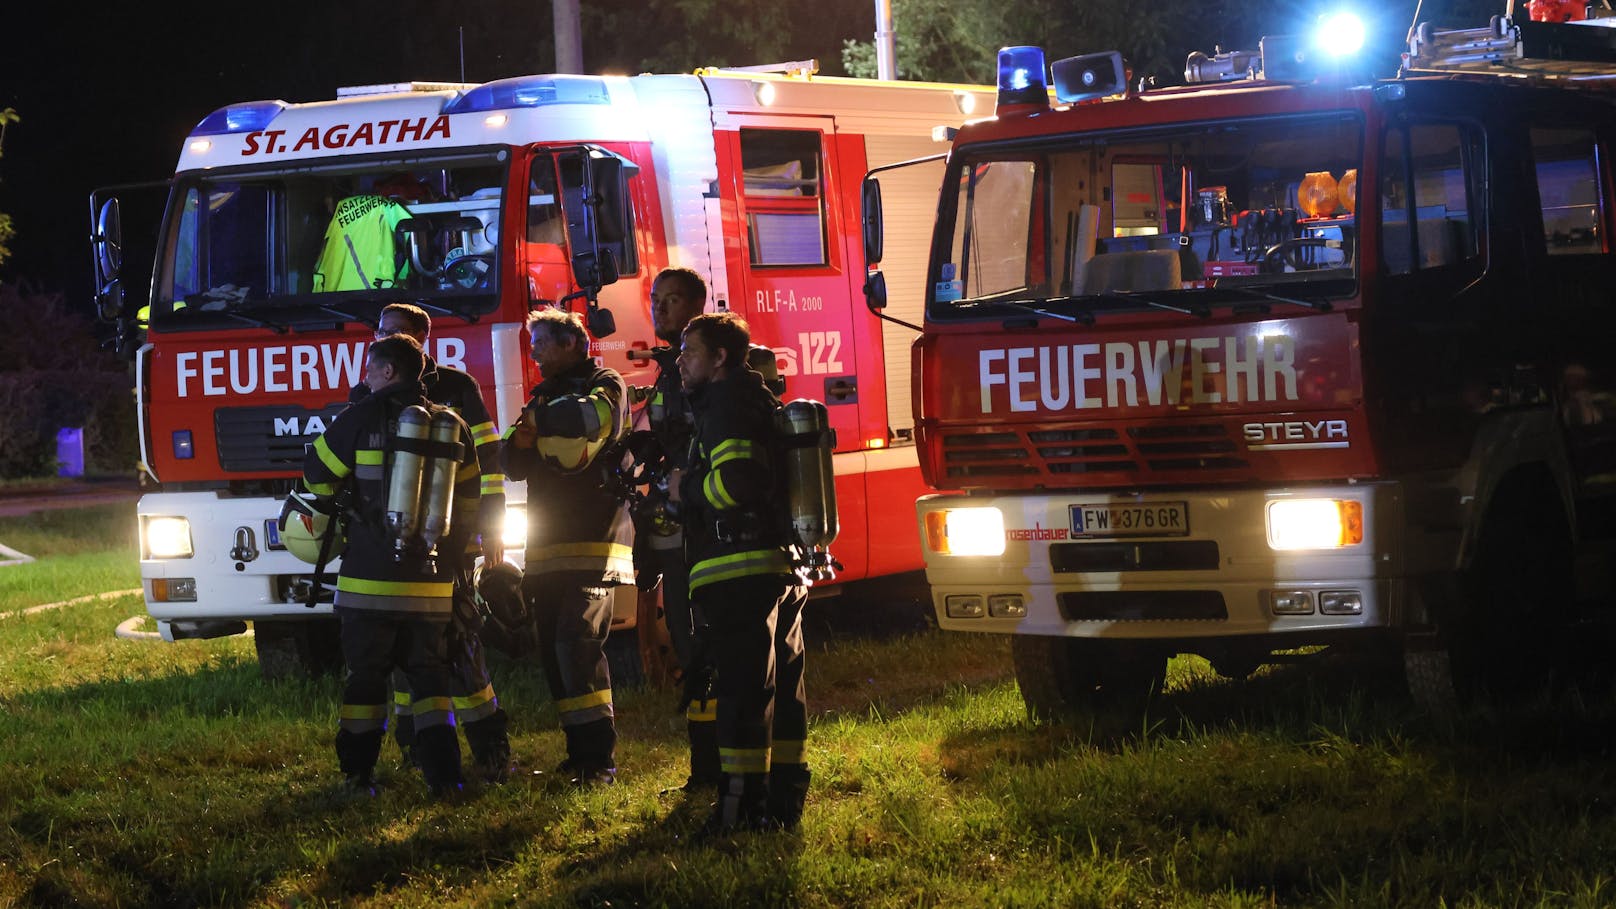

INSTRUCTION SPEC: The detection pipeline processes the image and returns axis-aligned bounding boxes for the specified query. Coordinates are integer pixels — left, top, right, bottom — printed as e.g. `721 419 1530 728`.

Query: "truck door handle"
825 377 858 403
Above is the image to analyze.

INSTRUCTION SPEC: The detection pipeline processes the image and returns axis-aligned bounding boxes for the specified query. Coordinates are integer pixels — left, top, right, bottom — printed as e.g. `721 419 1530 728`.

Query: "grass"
3 506 1616 907
0 503 141 612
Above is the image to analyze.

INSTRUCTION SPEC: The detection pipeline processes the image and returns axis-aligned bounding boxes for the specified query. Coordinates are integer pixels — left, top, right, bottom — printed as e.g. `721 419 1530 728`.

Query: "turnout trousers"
694 574 809 826
525 570 617 769
648 543 720 785
336 611 462 789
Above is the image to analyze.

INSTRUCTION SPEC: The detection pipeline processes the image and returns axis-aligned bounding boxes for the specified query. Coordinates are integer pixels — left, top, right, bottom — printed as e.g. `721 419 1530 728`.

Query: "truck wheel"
1410 477 1573 711
1011 635 1167 721
254 619 346 681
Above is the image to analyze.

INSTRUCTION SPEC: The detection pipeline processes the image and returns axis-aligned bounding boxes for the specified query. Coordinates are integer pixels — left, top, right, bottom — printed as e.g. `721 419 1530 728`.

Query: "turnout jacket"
303 381 482 616
681 368 792 595
352 355 506 540
501 357 633 583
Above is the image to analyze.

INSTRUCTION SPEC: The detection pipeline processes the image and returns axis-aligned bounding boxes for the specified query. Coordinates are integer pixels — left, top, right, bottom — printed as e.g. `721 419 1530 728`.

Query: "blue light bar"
191 101 287 136
996 46 1050 108
172 430 194 460
445 75 611 115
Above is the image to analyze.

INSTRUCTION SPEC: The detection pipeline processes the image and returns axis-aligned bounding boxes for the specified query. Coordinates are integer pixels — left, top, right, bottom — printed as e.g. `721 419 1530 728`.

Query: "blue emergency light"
191 100 287 136
1316 11 1367 57
444 75 611 115
996 46 1050 108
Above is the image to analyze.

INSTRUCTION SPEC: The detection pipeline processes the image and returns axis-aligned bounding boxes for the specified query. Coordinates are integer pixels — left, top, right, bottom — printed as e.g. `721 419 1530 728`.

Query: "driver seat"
1082 249 1183 295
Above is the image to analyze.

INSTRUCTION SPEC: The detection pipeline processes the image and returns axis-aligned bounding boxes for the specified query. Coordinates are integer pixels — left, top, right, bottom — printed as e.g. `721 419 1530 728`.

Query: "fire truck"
862 15 1616 712
91 63 994 676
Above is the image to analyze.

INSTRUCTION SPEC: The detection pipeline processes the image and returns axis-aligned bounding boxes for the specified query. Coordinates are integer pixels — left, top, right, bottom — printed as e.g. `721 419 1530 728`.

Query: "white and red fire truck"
91 63 993 675
863 16 1616 711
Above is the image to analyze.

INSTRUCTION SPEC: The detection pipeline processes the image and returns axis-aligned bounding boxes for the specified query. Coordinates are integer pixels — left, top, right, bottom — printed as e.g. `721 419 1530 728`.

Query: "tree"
0 108 17 270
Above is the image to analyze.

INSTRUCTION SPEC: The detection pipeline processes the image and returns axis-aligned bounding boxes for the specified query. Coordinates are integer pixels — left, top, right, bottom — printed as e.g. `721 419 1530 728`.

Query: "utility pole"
874 0 897 80
554 0 583 73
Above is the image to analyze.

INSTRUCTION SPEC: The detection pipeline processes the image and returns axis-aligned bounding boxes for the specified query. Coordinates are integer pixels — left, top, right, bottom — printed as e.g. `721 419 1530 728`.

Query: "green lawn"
2 505 1615 907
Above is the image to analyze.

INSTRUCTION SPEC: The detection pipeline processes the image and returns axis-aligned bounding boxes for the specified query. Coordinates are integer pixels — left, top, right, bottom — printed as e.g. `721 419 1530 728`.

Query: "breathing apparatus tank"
385 405 433 559
774 398 839 582
417 409 464 556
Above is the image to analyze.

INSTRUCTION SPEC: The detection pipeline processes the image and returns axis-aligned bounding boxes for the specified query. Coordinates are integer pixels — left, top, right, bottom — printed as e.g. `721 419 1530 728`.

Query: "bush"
0 282 137 479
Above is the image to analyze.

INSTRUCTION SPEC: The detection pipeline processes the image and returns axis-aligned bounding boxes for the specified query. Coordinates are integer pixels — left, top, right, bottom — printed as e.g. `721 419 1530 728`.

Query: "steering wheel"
1261 237 1332 273
441 254 495 290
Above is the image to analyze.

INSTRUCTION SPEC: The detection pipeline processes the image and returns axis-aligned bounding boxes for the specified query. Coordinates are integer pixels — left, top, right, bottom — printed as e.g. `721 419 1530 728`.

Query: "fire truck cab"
93 65 993 676
863 18 1616 712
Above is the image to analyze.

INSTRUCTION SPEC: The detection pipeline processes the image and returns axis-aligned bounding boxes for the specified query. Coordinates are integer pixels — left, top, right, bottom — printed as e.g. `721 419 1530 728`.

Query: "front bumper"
918 482 1404 643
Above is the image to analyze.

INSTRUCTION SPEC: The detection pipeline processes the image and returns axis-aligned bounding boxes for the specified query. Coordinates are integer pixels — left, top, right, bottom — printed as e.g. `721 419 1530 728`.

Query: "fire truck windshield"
932 113 1362 318
153 152 510 328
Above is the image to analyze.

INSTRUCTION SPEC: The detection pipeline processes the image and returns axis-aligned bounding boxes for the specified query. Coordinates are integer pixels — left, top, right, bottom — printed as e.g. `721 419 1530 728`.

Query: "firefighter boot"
768 766 811 832
392 710 418 769
701 773 773 837
685 711 722 791
335 728 384 794
413 724 465 799
562 717 617 786
464 709 512 784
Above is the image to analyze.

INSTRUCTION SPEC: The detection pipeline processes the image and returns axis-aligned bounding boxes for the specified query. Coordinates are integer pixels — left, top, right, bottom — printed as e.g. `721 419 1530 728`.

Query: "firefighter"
502 308 631 786
351 302 512 784
635 267 721 792
302 333 480 797
677 312 811 833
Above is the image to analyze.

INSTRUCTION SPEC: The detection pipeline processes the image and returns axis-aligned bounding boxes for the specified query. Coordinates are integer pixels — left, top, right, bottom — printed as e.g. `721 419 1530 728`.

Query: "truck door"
717 122 874 448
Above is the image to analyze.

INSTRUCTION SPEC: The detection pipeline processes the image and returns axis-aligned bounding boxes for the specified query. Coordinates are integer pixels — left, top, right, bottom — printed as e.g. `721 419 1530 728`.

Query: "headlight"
923 507 1006 556
141 515 194 559
1267 498 1363 550
502 505 528 549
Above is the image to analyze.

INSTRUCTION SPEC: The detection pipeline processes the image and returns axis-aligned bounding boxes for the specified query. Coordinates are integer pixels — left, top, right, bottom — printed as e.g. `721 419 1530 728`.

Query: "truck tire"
1011 635 1167 722
1408 475 1573 711
253 618 346 680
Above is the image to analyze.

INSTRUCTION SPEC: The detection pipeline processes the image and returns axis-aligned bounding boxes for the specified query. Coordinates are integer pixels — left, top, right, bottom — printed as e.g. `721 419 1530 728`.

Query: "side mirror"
861 177 884 266
97 278 125 322
92 196 125 306
863 270 888 315
587 155 633 246
571 249 620 292
587 304 618 338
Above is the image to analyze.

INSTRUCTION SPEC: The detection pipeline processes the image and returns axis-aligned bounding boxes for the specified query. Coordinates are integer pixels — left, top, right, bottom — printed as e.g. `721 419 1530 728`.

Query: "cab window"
741 129 826 267
1380 122 1482 275
1531 126 1603 256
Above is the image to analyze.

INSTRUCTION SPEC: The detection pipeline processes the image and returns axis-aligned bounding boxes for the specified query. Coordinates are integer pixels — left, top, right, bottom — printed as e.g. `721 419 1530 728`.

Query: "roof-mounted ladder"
1404 15 1616 79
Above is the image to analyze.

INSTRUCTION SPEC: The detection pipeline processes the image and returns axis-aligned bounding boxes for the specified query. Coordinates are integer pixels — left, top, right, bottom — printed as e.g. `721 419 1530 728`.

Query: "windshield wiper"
411 297 483 324
1217 284 1334 312
1092 291 1209 318
1002 297 1095 325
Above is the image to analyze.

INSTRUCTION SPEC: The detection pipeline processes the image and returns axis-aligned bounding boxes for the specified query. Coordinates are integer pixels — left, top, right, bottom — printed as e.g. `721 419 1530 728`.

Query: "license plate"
264 519 284 550
1069 501 1189 538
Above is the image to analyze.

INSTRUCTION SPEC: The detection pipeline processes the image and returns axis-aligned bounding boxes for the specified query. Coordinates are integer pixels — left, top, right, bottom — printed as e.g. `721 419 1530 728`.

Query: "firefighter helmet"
475 560 527 629
278 491 341 565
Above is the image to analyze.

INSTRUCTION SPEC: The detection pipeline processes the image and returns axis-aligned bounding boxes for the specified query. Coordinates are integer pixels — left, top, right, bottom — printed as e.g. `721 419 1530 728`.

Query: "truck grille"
941 422 1249 481
215 404 348 473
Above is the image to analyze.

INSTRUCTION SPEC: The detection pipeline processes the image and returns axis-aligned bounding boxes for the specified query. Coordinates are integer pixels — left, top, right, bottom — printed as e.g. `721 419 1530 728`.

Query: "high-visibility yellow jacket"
312 195 411 292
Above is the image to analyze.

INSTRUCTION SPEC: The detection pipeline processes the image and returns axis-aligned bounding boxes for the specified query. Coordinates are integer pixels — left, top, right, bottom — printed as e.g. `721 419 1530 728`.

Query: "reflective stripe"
392 689 413 710
305 480 339 496
719 746 770 774
685 697 717 722
555 688 614 726
711 438 757 467
501 424 519 441
313 435 351 478
583 394 613 439
703 470 739 510
453 684 499 723
688 549 791 593
354 465 384 482
469 421 500 446
456 462 481 483
480 474 506 495
772 739 806 765
412 694 456 729
337 576 454 598
339 702 389 734
356 449 385 465
527 542 634 578
333 587 452 615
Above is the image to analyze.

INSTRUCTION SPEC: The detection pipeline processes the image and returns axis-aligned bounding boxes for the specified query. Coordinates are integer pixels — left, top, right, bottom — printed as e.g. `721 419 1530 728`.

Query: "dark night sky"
0 2 876 310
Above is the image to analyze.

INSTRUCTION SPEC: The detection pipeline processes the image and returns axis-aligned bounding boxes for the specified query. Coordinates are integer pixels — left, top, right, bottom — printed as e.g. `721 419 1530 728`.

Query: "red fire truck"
862 17 1616 712
91 64 993 676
